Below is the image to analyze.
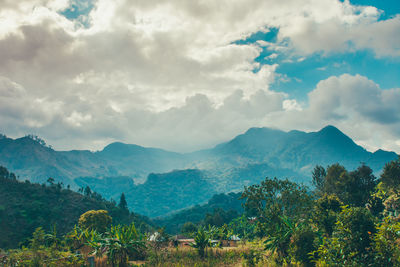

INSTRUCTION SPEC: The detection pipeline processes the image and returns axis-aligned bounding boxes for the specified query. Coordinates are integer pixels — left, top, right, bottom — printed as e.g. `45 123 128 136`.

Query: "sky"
0 0 399 153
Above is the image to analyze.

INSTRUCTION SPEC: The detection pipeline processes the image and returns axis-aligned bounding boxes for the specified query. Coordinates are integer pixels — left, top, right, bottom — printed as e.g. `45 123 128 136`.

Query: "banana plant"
190 227 211 258
264 215 301 258
99 224 146 267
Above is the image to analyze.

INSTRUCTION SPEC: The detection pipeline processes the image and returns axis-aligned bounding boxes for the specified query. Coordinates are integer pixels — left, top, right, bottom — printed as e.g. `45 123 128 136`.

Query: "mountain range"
0 125 397 217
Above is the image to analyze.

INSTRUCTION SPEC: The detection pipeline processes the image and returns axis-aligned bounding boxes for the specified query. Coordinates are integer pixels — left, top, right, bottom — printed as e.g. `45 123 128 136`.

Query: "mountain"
202 125 395 177
0 126 397 217
76 169 217 217
0 136 186 185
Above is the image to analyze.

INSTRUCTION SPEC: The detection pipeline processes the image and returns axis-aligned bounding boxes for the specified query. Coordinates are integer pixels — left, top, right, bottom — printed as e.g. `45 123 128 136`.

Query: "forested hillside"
0 166 153 249
154 192 244 234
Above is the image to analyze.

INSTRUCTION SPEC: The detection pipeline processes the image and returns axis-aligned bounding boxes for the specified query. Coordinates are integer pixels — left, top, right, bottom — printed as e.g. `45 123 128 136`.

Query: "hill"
153 192 244 234
0 166 154 249
76 169 217 217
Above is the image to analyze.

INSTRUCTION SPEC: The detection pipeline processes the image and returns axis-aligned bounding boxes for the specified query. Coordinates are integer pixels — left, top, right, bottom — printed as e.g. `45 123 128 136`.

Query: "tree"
84 186 92 197
380 157 400 193
323 163 376 207
241 177 313 260
312 165 326 194
313 194 342 236
241 177 312 223
181 222 197 235
78 210 112 233
47 177 55 185
0 166 16 180
190 227 211 258
347 164 377 206
119 193 128 210
315 206 376 266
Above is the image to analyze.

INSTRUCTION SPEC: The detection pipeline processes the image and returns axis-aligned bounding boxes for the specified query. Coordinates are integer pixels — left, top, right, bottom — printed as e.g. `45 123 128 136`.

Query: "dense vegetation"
154 192 243 234
2 156 400 266
0 166 153 249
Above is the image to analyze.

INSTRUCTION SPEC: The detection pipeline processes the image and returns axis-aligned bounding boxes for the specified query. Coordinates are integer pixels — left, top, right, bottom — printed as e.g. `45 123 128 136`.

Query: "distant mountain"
201 125 396 177
76 169 217 217
0 136 186 185
0 126 397 217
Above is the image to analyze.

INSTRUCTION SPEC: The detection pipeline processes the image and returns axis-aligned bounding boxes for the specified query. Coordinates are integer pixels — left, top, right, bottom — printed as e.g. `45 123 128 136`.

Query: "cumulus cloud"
0 0 399 153
265 74 400 153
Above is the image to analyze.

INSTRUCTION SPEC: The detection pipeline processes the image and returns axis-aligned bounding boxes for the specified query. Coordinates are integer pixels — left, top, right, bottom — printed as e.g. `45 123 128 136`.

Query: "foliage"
0 166 153 249
312 194 342 236
87 223 146 266
144 246 244 267
155 192 243 234
320 163 377 207
181 222 198 236
228 215 257 240
315 206 376 266
312 165 326 195
190 227 211 258
202 208 239 227
289 225 318 267
78 210 112 233
119 192 128 210
380 156 400 192
372 217 400 266
4 247 85 266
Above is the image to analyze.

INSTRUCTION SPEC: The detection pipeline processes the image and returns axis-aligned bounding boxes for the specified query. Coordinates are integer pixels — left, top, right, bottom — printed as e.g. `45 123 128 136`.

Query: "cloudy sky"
0 0 399 153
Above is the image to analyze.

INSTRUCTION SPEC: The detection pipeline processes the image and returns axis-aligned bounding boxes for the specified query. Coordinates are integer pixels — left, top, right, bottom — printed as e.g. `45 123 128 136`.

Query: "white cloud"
0 0 399 154
265 74 400 153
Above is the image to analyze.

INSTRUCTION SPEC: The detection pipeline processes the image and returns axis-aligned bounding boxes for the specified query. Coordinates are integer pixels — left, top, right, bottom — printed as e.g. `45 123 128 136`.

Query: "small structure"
171 235 194 247
228 235 241 247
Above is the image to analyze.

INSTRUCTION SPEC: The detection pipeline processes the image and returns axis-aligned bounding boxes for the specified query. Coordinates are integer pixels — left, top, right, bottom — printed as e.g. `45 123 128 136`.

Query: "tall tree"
84 186 92 197
380 157 400 193
119 192 128 210
312 165 326 194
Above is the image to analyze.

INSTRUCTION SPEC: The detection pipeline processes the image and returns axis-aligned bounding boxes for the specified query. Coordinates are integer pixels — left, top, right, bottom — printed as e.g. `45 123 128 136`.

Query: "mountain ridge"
0 126 397 217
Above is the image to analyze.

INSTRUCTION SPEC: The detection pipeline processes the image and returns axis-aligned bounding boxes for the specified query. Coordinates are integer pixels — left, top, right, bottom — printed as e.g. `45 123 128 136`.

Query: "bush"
289 225 318 267
373 217 400 266
314 206 375 266
78 210 112 233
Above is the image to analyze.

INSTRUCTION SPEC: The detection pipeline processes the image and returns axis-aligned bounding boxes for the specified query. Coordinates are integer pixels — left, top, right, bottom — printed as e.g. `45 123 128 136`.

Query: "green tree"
373 217 400 266
84 185 92 197
190 227 211 258
119 192 128 210
323 163 376 207
380 157 400 193
289 225 318 267
312 165 326 194
313 194 342 236
78 210 112 233
181 222 197 236
241 177 313 261
315 206 376 266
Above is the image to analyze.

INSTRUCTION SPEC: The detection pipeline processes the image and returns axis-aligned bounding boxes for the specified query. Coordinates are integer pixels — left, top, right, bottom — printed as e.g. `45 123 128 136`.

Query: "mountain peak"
319 125 342 134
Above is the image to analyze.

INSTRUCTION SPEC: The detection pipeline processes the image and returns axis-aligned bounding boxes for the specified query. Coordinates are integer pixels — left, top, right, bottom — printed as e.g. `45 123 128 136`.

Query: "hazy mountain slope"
0 126 397 217
0 136 107 185
200 125 396 176
77 169 217 217
0 137 186 185
94 142 187 182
